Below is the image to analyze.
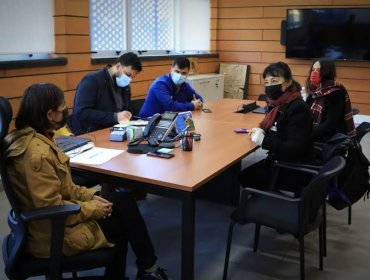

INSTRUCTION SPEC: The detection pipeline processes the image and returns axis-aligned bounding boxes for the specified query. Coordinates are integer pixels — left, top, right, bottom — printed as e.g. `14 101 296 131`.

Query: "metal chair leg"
319 224 323 270
348 205 352 225
323 202 327 257
253 224 261 252
299 234 305 280
223 220 236 280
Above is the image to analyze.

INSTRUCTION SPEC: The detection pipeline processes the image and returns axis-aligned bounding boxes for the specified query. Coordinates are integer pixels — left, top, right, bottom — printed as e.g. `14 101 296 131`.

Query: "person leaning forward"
69 52 142 135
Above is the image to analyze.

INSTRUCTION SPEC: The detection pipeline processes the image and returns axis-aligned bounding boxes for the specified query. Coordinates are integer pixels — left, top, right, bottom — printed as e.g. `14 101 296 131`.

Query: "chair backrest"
300 156 346 223
131 98 146 117
0 96 12 140
0 97 29 278
356 121 370 143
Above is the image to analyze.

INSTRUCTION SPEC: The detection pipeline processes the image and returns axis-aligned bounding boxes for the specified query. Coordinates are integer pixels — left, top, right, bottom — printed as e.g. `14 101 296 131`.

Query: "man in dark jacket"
69 52 142 135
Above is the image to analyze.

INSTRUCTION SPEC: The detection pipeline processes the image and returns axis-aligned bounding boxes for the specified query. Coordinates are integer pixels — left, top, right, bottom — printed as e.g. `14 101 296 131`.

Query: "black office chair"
315 123 370 225
131 98 146 117
223 156 346 280
0 96 123 280
344 121 370 224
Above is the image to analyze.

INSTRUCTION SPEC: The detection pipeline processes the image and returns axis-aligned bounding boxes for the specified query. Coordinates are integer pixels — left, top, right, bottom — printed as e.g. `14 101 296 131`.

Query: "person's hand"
117 110 132 124
249 128 265 146
191 95 203 110
92 195 113 219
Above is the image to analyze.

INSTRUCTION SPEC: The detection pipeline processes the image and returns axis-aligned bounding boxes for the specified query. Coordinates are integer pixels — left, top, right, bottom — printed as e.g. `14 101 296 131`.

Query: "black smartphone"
147 151 175 159
202 108 212 113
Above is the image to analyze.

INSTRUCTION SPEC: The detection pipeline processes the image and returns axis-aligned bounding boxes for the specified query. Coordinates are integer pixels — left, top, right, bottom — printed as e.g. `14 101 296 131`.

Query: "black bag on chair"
327 139 370 210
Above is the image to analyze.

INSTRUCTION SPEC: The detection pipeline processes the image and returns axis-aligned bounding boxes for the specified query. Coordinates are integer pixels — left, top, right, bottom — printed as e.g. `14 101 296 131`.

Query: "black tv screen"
286 8 370 61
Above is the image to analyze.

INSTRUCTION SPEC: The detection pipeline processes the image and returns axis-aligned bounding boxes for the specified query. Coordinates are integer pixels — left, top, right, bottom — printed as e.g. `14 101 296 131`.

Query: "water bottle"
300 86 307 101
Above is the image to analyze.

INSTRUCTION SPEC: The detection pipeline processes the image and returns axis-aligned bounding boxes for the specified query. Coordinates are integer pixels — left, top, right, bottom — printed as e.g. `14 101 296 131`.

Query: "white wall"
176 0 210 51
0 0 54 54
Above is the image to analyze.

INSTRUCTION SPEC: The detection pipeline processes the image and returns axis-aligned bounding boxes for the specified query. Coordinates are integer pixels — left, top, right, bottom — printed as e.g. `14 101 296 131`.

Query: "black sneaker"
136 267 168 280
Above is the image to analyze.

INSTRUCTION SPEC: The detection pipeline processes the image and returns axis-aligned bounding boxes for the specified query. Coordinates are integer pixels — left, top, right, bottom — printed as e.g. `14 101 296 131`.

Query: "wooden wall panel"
218 30 262 40
9 98 20 119
66 71 90 90
64 90 76 109
263 30 280 41
131 81 151 98
55 17 90 35
218 41 284 52
217 0 333 7
0 74 67 98
55 0 89 17
55 35 90 54
218 7 263 18
218 18 281 29
219 51 262 62
216 1 370 114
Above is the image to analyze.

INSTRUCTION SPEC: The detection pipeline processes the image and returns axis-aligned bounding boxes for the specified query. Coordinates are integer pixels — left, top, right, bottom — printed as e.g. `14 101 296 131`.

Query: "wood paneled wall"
1 0 219 130
211 0 370 114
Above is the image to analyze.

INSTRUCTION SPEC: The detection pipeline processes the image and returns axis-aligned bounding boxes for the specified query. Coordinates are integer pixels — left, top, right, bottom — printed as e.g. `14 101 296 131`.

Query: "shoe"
136 267 168 280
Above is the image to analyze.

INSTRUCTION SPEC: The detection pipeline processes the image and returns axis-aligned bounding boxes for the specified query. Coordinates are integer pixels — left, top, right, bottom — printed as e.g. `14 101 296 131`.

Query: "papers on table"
353 114 370 126
116 119 148 127
65 142 95 157
69 147 124 165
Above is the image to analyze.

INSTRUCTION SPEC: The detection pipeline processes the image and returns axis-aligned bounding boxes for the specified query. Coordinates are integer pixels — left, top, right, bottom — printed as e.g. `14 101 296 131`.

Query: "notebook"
55 135 93 155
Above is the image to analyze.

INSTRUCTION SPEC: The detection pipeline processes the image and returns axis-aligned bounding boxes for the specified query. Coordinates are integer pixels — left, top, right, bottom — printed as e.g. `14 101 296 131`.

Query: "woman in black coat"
306 59 356 141
239 62 313 190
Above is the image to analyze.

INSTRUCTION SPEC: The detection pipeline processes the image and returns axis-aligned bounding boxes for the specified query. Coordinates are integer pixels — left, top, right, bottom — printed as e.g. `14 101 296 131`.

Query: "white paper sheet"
69 147 124 165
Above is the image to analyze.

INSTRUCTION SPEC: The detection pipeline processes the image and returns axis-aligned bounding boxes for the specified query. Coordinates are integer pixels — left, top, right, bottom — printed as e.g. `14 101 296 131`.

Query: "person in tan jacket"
3 83 168 280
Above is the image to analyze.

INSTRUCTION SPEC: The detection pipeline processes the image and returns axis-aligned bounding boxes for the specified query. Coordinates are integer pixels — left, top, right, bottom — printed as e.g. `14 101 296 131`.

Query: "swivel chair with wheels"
0 96 125 280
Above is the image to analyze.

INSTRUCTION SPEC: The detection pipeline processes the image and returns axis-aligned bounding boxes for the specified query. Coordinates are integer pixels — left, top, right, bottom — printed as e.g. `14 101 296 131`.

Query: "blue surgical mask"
171 72 186 85
115 73 131 87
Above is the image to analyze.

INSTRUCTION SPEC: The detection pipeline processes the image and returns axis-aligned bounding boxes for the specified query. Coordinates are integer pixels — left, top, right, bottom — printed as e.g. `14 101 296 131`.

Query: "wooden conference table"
70 99 264 280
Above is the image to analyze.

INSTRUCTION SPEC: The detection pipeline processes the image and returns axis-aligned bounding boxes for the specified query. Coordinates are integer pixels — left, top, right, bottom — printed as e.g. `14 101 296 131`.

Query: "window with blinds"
90 0 210 57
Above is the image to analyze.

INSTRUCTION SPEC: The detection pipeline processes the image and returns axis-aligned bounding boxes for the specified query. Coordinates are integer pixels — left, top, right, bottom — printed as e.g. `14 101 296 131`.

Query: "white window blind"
90 0 210 56
0 0 54 54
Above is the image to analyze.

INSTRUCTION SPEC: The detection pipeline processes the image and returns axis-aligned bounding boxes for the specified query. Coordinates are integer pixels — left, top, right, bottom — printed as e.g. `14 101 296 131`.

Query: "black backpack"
324 135 370 210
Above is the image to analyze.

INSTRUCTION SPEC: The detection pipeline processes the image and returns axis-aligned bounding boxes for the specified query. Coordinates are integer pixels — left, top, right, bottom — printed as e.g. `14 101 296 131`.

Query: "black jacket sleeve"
262 100 313 162
312 90 345 141
73 75 116 130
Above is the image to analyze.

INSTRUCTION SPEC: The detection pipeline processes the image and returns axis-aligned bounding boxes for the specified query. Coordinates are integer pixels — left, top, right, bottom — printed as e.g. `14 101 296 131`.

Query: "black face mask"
53 107 69 130
265 84 283 100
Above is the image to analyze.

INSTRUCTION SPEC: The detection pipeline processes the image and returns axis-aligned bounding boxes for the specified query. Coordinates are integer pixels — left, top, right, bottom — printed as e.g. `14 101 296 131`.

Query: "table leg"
181 192 195 280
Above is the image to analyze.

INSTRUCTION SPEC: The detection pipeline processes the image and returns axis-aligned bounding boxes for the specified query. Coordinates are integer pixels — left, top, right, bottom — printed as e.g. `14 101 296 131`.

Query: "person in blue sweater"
139 57 203 118
69 52 142 135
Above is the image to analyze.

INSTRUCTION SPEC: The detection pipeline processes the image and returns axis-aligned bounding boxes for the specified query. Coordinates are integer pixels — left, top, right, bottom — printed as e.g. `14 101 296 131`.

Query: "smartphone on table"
147 150 175 159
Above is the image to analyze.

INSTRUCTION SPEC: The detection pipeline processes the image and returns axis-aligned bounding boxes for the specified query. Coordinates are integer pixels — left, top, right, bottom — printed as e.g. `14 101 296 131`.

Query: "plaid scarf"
259 89 301 130
310 81 356 138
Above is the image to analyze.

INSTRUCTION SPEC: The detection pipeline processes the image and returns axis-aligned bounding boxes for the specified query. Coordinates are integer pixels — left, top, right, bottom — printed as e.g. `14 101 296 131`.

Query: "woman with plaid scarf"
306 59 356 141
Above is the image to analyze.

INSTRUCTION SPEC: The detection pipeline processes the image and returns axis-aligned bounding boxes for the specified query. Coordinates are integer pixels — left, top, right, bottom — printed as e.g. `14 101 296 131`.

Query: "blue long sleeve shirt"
139 74 203 118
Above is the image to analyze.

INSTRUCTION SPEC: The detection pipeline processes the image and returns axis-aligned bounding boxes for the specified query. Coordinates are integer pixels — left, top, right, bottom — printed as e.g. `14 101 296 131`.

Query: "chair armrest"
245 187 302 202
274 160 320 174
20 204 81 222
20 204 81 279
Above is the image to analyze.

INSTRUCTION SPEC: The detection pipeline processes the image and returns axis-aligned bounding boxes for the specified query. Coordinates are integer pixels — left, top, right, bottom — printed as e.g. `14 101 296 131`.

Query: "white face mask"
171 72 186 85
116 72 131 87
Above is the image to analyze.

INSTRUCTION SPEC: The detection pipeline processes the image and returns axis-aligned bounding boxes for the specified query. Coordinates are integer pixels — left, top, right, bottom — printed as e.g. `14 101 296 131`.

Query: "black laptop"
55 135 92 153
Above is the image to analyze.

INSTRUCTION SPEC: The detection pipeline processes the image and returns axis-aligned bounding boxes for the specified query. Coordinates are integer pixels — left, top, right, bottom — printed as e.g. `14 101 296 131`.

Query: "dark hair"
172 57 190 69
115 52 142 72
262 61 292 81
306 59 336 88
263 62 301 92
15 83 65 133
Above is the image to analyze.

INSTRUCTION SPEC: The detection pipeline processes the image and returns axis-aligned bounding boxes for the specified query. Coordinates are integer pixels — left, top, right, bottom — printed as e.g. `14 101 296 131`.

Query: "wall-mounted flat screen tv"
286 8 370 61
